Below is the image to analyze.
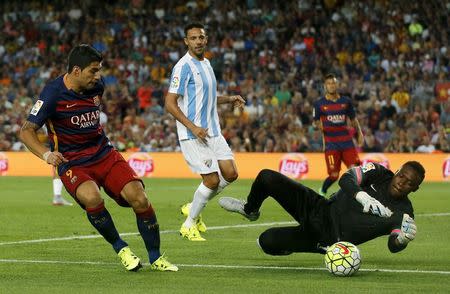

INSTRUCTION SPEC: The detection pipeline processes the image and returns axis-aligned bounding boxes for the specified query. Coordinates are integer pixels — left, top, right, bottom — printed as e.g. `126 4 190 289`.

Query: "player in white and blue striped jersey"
165 22 245 241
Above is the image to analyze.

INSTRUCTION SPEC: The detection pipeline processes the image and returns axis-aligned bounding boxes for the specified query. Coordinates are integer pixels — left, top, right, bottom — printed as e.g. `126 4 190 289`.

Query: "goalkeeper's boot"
118 247 142 272
218 197 260 221
179 224 206 241
181 203 207 232
150 253 179 272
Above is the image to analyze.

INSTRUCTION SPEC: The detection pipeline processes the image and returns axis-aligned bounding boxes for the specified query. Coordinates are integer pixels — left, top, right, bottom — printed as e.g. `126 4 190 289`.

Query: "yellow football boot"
117 247 142 272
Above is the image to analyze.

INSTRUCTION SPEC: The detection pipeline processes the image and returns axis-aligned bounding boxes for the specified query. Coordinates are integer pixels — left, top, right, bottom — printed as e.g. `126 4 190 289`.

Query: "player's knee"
203 175 220 189
115 197 131 207
129 191 149 210
122 183 149 210
134 199 155 215
257 232 273 255
258 229 292 256
78 192 103 208
257 169 275 183
223 171 238 183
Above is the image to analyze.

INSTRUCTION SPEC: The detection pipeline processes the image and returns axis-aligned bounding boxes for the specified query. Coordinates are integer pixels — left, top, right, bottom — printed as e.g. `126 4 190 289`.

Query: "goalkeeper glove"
397 213 417 245
355 191 393 218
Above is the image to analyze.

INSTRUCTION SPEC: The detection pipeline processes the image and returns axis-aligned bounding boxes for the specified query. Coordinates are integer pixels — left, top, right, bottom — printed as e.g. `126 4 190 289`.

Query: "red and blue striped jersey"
27 75 112 175
313 96 356 151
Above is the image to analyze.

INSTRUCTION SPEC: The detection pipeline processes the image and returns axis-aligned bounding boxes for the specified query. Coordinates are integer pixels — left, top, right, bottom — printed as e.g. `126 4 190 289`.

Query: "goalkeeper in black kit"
219 161 424 255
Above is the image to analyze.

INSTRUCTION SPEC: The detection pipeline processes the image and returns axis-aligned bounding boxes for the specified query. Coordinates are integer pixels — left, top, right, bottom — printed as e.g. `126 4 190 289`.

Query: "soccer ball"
324 241 361 276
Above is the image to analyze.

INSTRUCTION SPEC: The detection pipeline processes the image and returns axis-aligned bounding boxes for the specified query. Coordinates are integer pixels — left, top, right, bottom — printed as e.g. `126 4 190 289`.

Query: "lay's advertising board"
127 152 154 177
1 152 450 182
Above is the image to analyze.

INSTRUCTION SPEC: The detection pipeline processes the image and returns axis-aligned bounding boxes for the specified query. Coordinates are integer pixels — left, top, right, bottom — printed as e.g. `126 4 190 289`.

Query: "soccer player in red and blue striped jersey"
313 74 364 196
20 44 177 272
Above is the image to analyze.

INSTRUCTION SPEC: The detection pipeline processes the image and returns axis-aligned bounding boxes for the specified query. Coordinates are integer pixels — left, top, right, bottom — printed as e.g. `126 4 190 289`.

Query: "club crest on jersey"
93 95 100 106
361 162 376 173
30 100 44 116
203 159 212 168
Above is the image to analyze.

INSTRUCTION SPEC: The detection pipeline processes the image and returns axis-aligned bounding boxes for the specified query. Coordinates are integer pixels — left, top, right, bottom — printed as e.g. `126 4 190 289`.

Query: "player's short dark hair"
67 44 102 73
184 22 205 37
404 161 425 182
324 73 336 81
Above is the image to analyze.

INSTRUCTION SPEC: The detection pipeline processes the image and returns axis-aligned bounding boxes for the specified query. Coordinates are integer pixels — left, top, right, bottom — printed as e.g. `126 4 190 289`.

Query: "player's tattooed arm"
21 121 41 132
20 121 68 166
19 121 49 161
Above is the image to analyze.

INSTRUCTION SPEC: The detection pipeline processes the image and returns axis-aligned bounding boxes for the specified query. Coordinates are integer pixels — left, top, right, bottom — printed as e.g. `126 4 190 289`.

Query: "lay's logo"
362 153 390 169
127 152 154 177
443 157 450 179
0 152 8 176
279 153 309 179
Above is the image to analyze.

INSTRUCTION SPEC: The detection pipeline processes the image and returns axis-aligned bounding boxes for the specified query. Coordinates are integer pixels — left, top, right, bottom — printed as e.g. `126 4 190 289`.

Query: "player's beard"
326 88 338 97
326 87 336 95
83 80 97 90
193 47 205 59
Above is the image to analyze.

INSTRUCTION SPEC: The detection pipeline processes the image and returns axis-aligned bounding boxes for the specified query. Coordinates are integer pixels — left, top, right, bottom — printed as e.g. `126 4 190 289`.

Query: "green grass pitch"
1 177 449 293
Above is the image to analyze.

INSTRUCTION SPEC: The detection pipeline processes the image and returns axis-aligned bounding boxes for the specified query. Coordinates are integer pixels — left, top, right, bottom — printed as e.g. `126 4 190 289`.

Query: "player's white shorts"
179 135 234 174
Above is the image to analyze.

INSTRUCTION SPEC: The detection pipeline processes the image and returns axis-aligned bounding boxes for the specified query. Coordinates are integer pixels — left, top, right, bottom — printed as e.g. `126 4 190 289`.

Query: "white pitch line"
0 259 449 275
1 212 449 247
180 264 450 275
0 221 294 246
0 259 112 266
417 212 450 217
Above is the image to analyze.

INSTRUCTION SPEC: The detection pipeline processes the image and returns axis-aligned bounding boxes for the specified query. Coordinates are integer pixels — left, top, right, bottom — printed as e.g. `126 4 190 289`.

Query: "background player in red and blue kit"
19 44 177 272
313 73 364 196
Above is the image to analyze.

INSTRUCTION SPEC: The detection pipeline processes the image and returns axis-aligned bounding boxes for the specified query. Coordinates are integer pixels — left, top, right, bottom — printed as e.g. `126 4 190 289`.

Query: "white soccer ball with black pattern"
324 241 361 276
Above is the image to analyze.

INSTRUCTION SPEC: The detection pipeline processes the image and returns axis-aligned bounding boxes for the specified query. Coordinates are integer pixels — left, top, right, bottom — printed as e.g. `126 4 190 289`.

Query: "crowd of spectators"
1 0 449 154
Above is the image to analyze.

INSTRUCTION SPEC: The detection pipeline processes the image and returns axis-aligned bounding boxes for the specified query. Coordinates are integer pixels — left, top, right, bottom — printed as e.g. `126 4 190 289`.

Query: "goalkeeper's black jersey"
328 163 414 245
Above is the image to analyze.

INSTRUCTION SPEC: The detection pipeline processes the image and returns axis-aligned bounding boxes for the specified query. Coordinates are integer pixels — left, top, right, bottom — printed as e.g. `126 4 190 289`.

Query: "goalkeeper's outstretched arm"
387 231 408 253
387 214 417 253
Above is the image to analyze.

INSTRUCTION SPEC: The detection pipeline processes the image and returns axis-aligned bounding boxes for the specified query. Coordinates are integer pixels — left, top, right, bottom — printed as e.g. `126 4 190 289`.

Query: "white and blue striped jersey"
168 52 220 140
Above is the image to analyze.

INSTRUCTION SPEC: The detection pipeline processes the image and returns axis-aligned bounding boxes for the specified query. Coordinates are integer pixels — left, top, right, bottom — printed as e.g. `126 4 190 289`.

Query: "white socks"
53 178 63 199
183 173 232 228
183 183 215 228
214 174 231 197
